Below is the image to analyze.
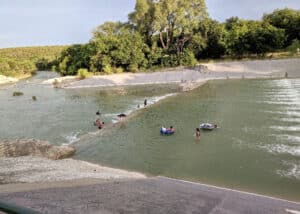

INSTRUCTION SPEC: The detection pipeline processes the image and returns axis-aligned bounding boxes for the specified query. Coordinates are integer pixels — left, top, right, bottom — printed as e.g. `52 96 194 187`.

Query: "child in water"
196 128 200 140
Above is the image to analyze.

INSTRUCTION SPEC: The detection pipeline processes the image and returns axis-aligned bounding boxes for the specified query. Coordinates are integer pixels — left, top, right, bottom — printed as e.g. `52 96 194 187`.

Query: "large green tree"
263 8 300 46
225 18 285 56
130 0 208 54
91 22 148 72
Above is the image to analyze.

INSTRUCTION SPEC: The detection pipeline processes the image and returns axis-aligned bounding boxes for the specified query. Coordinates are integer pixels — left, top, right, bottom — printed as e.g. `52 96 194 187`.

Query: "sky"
0 0 299 48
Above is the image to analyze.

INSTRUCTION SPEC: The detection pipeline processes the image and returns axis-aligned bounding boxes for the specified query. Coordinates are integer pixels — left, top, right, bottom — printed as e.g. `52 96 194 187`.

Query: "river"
0 72 299 201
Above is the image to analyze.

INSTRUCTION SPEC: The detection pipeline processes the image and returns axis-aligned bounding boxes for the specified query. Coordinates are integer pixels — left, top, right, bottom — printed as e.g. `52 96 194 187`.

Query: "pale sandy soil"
43 58 300 89
0 75 18 85
0 156 145 186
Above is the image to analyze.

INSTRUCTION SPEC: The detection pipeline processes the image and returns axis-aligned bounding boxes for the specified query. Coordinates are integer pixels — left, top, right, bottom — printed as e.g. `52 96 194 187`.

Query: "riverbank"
0 75 18 85
0 156 145 185
42 58 300 89
0 139 145 184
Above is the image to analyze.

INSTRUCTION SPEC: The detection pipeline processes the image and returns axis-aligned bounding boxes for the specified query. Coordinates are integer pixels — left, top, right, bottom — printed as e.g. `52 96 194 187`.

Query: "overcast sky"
0 0 299 48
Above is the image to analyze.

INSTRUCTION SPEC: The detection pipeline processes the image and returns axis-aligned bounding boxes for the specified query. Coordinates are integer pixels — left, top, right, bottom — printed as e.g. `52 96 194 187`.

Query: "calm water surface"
0 72 299 201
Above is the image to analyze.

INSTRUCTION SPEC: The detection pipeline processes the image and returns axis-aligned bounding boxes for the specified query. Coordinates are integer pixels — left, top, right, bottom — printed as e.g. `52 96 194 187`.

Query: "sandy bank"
43 58 300 89
202 58 300 76
0 156 145 185
0 75 18 85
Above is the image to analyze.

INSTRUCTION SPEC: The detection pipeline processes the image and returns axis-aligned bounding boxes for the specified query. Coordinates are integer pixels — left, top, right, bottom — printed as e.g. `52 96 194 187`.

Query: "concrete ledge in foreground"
0 176 299 214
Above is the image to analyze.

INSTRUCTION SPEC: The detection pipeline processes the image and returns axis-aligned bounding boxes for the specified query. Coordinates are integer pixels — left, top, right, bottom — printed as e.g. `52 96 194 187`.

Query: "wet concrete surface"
0 177 299 214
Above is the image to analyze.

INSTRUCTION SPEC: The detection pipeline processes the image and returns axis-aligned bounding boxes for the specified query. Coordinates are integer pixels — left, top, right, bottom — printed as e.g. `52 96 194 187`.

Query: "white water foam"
116 93 177 120
80 93 178 138
277 161 300 180
261 144 300 157
271 134 300 144
62 132 80 145
277 117 300 123
270 126 300 132
258 101 300 106
263 110 300 117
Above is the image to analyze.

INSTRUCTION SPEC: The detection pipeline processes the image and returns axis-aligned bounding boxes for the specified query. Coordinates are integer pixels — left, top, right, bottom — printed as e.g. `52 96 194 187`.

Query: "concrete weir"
0 176 299 214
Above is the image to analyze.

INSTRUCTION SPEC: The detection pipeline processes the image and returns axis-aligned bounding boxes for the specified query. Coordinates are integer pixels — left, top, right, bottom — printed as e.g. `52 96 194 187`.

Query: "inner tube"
160 128 175 135
200 123 214 130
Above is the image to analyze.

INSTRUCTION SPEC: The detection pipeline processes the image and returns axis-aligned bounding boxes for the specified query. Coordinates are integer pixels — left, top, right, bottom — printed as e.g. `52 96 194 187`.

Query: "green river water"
0 72 299 201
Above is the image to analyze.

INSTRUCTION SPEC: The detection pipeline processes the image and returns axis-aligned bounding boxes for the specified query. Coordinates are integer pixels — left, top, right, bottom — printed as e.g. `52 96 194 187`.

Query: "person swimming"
167 126 175 132
95 119 104 129
196 128 200 140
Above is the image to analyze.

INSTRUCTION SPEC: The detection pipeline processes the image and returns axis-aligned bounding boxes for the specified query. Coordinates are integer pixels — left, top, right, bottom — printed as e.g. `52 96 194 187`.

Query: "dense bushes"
0 46 66 77
77 68 89 79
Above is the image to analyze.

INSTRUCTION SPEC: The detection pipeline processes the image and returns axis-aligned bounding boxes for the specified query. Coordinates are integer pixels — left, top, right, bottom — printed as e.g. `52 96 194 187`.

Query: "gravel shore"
0 156 145 185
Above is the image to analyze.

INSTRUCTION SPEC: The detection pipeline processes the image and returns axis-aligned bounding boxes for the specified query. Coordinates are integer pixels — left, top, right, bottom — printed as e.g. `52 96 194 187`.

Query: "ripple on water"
263 110 300 117
62 132 81 145
260 144 300 157
270 134 300 144
277 161 300 180
269 126 300 132
275 117 300 123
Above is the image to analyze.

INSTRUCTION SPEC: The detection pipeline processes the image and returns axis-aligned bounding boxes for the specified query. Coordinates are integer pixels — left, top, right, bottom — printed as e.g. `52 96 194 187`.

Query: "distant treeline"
2 0 300 77
0 46 67 77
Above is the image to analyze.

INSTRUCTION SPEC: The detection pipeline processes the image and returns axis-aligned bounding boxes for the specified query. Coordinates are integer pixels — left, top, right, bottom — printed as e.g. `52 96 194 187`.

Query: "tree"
225 19 285 56
263 8 300 46
193 19 226 58
58 44 95 75
91 23 148 72
128 0 153 43
152 0 208 55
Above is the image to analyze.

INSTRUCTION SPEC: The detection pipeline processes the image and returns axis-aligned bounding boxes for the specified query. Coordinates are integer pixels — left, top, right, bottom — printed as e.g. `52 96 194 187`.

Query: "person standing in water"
144 99 147 107
196 128 200 140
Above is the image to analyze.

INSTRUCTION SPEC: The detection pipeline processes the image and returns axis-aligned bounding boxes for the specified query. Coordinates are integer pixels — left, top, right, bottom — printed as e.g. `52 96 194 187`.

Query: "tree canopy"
2 1 299 77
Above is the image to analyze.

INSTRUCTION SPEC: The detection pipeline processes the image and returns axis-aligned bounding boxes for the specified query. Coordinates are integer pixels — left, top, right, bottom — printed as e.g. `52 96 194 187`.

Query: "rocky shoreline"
0 139 75 160
0 139 146 184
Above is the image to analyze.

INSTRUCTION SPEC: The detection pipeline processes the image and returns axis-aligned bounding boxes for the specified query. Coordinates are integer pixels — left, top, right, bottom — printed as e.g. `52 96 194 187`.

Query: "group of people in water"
94 98 217 140
94 111 104 129
94 99 148 129
161 124 218 140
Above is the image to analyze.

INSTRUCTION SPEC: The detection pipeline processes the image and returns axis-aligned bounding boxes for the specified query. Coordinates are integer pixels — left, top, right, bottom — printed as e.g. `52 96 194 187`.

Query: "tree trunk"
160 32 167 49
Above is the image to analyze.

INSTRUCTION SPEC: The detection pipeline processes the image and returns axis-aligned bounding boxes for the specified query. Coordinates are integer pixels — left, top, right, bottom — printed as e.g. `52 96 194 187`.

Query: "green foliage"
103 64 113 74
263 8 300 47
13 91 23 96
194 20 226 58
89 27 148 73
287 39 300 53
179 50 197 66
58 44 95 76
114 67 124 73
128 64 139 73
0 46 66 77
77 68 90 79
225 19 285 56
